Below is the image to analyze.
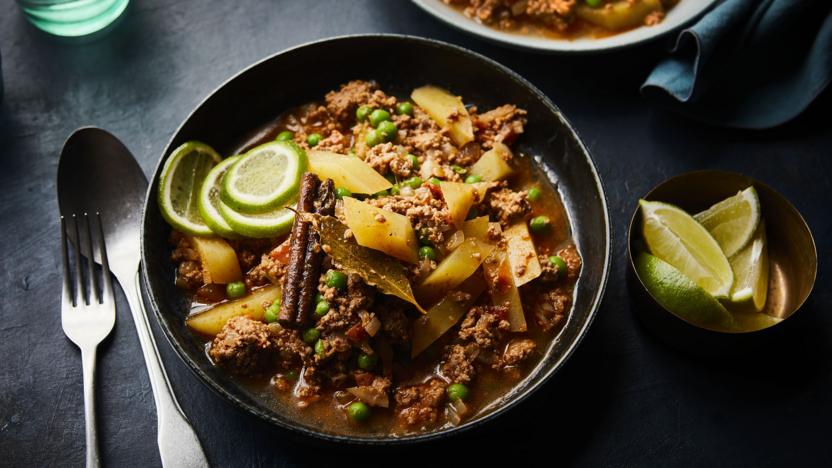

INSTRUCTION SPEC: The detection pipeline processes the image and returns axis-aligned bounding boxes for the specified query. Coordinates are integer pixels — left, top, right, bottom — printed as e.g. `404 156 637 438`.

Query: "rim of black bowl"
140 33 611 444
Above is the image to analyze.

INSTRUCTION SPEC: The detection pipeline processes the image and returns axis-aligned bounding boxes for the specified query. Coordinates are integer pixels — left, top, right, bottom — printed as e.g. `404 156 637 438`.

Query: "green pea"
335 187 352 199
396 102 414 116
451 165 467 174
527 187 542 202
446 383 469 402
276 130 294 142
307 133 322 147
549 255 567 276
529 215 551 234
429 177 442 186
465 174 482 184
407 153 420 168
357 353 378 370
365 129 384 147
402 176 423 189
263 302 280 323
389 184 401 196
418 246 436 261
314 339 325 356
325 270 348 290
347 401 370 422
369 109 391 127
384 172 397 183
377 120 398 141
314 300 330 318
356 105 372 122
284 369 299 381
315 292 325 304
302 328 321 344
585 0 602 7
226 281 246 299
374 189 389 198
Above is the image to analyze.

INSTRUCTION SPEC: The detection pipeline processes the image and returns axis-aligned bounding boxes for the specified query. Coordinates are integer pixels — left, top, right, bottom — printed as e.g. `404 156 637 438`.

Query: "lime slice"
158 141 222 236
694 186 761 257
218 199 296 239
727 220 769 312
198 155 241 238
221 141 307 213
635 252 733 329
640 200 734 298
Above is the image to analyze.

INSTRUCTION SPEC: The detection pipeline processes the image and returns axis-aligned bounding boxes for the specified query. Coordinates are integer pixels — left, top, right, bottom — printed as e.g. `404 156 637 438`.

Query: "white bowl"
412 0 718 54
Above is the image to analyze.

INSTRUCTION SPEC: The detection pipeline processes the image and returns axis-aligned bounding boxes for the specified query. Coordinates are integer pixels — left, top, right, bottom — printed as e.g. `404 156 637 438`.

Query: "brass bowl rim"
627 169 818 335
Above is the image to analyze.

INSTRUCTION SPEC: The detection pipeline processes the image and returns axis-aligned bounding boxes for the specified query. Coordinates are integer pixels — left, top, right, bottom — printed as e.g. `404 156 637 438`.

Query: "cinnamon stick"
278 173 319 326
294 178 335 327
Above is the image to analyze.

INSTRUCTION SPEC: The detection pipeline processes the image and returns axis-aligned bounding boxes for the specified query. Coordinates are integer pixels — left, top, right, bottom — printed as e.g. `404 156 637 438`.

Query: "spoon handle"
119 270 210 468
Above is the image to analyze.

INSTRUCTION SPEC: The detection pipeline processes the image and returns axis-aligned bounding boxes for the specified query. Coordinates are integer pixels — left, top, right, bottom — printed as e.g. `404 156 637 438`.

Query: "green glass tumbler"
17 0 129 37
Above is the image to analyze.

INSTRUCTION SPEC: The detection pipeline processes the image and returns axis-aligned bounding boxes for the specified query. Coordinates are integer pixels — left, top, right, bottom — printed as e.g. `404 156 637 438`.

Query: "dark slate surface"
1 1 830 466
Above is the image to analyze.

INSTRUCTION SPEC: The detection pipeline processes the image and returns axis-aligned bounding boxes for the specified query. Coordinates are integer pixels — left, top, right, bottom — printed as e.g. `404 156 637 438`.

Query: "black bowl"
141 34 611 444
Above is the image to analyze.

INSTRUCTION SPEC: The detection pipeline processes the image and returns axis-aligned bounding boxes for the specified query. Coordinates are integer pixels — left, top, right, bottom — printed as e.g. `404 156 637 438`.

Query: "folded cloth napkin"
641 0 832 129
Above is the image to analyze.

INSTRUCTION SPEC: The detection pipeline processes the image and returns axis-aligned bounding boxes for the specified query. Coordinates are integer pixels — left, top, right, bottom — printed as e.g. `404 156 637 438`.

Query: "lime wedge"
198 156 241 238
727 220 769 312
218 199 296 239
694 186 760 257
221 141 307 213
640 200 734 298
635 252 733 329
158 141 222 236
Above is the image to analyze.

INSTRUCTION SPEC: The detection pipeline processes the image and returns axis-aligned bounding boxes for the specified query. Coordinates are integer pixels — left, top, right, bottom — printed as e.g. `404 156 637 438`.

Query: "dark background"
1 1 830 466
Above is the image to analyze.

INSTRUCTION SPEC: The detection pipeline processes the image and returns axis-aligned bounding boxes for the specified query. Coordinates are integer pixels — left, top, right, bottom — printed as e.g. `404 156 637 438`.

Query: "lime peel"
198 156 241 239
221 141 307 213
158 141 222 236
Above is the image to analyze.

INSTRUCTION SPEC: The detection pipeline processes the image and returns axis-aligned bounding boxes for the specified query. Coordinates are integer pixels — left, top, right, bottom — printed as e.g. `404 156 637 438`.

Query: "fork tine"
83 213 100 304
71 214 87 305
96 212 114 303
60 216 76 307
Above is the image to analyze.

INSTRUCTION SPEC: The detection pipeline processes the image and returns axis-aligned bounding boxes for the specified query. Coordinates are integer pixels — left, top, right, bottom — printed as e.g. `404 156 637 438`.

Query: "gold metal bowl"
627 170 817 354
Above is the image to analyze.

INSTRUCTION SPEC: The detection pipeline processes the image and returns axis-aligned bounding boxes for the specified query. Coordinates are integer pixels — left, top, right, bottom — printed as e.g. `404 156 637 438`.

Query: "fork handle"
81 348 101 468
120 272 210 468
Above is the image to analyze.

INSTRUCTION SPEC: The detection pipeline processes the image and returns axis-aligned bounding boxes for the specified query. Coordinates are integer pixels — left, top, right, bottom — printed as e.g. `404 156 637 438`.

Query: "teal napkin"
642 0 832 129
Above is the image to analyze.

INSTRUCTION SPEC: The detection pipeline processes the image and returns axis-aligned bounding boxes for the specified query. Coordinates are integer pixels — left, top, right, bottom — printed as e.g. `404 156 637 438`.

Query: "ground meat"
176 261 203 290
395 378 447 427
291 104 339 144
645 10 665 26
209 316 278 376
486 188 531 226
440 343 479 384
170 231 199 262
498 338 536 368
472 104 527 148
558 244 582 282
228 238 275 272
397 108 456 164
458 305 511 349
368 188 451 246
527 285 571 332
267 323 312 368
324 80 397 126
317 274 376 333
375 298 412 345
445 0 575 31
312 129 350 154
247 240 291 287
364 142 412 177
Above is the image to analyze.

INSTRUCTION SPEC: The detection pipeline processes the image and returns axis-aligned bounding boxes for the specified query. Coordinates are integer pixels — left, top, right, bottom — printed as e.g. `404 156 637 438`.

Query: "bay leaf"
303 213 426 313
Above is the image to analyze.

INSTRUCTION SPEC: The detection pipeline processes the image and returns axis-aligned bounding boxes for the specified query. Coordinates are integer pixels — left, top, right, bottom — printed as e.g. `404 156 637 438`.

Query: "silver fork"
61 213 115 468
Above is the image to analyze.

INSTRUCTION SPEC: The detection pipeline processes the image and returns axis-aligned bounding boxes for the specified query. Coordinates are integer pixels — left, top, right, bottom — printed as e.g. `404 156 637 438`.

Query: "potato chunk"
440 181 476 228
187 236 243 285
342 197 419 263
411 274 486 357
411 85 474 147
503 222 541 286
417 237 494 306
469 143 513 182
308 150 392 194
483 249 527 332
186 285 281 336
576 0 663 30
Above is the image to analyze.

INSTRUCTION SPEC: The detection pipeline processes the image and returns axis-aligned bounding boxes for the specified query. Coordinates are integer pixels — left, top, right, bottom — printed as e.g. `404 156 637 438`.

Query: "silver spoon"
58 127 209 468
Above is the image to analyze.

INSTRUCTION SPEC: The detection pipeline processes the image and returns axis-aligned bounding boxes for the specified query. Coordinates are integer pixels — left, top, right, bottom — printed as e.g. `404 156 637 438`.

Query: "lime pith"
198 156 241 238
158 141 222 236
